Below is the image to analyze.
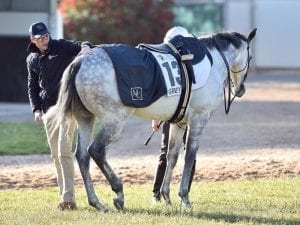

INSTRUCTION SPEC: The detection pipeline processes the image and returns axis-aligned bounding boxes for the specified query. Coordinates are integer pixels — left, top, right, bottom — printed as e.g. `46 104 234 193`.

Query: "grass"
0 123 299 224
0 178 299 225
0 121 101 155
0 122 48 155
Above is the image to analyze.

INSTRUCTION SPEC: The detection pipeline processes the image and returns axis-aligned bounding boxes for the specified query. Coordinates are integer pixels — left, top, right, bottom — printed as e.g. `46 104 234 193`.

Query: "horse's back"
75 48 132 118
73 45 221 123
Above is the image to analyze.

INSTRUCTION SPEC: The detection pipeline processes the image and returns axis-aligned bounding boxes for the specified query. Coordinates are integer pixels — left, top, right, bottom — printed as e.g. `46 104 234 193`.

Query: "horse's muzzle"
236 83 246 97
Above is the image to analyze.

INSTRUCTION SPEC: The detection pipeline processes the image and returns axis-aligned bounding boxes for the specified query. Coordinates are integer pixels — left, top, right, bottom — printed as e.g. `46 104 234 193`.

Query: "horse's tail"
57 57 83 119
44 56 89 135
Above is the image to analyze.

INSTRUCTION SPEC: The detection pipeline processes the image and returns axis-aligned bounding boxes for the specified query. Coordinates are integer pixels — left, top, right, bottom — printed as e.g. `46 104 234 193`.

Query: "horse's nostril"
236 84 246 97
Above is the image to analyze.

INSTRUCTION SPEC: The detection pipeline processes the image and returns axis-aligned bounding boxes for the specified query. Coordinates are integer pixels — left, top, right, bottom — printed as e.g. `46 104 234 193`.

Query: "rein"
213 37 251 115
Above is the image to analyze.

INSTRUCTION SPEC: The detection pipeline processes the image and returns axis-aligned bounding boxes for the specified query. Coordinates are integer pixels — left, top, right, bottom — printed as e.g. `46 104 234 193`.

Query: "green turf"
0 178 299 225
0 122 48 155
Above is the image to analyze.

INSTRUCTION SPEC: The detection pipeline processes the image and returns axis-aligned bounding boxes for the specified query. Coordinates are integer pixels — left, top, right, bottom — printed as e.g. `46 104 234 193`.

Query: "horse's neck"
221 45 238 67
210 45 238 80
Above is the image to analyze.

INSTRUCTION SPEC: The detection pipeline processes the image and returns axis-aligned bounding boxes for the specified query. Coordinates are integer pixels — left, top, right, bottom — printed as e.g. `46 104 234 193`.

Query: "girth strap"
165 41 193 123
138 39 196 123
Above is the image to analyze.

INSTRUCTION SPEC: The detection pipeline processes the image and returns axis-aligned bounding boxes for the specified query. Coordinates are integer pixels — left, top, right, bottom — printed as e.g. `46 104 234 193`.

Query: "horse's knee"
75 141 89 159
87 144 105 161
75 150 90 169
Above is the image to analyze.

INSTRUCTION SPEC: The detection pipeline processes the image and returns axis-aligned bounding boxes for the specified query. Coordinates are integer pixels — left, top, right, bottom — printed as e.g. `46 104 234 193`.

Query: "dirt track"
0 71 299 190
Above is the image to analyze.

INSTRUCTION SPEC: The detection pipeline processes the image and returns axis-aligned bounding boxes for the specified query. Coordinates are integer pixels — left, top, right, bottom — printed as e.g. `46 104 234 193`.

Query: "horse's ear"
247 28 257 42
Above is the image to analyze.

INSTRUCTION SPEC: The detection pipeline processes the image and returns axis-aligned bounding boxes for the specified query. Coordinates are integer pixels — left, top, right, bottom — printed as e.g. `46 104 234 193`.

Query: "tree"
59 0 174 45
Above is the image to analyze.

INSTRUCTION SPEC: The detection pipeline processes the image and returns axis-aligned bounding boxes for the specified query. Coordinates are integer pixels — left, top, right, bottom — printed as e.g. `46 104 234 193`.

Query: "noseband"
213 38 252 114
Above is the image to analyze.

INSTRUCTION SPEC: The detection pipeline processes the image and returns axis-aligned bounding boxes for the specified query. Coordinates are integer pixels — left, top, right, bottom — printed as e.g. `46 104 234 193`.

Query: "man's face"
31 33 50 52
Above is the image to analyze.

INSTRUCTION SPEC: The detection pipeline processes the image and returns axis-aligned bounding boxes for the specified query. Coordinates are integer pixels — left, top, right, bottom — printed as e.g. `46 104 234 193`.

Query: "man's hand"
34 110 43 123
79 42 93 55
152 120 161 132
80 45 92 55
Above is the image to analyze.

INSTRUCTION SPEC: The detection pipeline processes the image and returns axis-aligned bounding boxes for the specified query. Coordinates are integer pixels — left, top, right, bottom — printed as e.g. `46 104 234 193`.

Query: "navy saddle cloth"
101 44 167 108
101 37 211 108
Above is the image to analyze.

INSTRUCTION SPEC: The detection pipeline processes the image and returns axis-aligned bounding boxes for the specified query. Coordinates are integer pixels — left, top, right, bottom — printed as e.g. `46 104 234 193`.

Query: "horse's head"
230 28 257 98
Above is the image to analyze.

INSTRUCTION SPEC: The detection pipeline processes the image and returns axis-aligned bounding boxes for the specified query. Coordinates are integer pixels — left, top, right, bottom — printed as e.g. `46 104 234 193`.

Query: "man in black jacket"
26 22 91 210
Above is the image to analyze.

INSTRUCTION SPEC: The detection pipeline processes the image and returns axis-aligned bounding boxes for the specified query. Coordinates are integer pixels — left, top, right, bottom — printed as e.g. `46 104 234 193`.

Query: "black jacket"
26 38 81 113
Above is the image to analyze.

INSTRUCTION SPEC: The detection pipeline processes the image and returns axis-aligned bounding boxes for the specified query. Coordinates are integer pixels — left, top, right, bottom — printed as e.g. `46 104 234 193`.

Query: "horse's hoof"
181 198 192 208
113 198 124 210
164 199 172 205
161 193 172 205
90 201 109 212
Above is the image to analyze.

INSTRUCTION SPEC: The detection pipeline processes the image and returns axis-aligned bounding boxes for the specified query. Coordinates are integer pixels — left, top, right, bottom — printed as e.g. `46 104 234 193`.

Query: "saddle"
139 36 211 65
139 35 212 123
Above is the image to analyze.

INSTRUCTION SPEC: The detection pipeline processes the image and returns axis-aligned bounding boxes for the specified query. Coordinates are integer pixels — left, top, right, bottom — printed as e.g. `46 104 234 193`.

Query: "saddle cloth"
101 41 212 108
101 44 167 107
149 50 212 95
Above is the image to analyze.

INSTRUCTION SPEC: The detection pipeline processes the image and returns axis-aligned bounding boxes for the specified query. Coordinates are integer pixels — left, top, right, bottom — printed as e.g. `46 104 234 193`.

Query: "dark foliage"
59 0 175 45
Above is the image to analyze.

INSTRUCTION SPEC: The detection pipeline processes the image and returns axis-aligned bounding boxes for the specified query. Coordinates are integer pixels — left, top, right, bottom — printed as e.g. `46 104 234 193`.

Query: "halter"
213 38 252 114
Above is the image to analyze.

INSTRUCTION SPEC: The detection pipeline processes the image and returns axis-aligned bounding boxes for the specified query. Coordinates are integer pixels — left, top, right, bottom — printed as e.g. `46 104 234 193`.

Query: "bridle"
213 37 252 114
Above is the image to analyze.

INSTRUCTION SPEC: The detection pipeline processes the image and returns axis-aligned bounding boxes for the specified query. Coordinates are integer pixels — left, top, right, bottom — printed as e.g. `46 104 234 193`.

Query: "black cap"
29 22 49 38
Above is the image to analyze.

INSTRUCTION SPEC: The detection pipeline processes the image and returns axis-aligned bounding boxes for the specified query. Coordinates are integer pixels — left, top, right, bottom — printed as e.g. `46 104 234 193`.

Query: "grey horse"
45 28 257 212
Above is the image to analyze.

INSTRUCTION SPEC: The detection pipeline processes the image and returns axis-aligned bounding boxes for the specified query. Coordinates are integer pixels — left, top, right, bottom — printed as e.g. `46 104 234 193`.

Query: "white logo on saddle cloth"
149 51 211 96
131 87 143 100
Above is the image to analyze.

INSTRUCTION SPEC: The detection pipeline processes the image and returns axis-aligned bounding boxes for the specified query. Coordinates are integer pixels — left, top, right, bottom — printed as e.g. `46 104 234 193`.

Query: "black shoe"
152 192 161 203
57 201 77 210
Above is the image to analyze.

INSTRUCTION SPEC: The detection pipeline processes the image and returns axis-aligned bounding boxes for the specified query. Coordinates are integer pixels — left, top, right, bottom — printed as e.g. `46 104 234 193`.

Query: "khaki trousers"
44 118 76 202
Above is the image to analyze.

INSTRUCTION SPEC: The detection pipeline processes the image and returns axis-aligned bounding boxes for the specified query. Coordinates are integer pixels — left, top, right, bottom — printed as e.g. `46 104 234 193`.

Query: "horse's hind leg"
75 116 108 212
88 121 125 210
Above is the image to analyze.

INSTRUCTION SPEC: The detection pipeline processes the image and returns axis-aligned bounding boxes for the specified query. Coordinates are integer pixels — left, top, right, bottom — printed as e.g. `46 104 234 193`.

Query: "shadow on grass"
122 207 299 225
198 211 299 225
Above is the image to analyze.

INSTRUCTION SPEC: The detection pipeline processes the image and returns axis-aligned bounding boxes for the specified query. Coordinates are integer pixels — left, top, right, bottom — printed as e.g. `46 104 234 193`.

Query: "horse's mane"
199 31 247 51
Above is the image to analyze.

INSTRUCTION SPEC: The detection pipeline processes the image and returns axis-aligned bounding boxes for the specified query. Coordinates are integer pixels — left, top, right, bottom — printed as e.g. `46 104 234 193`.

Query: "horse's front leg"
88 121 125 211
179 116 207 207
179 128 201 207
75 116 108 212
161 124 185 205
